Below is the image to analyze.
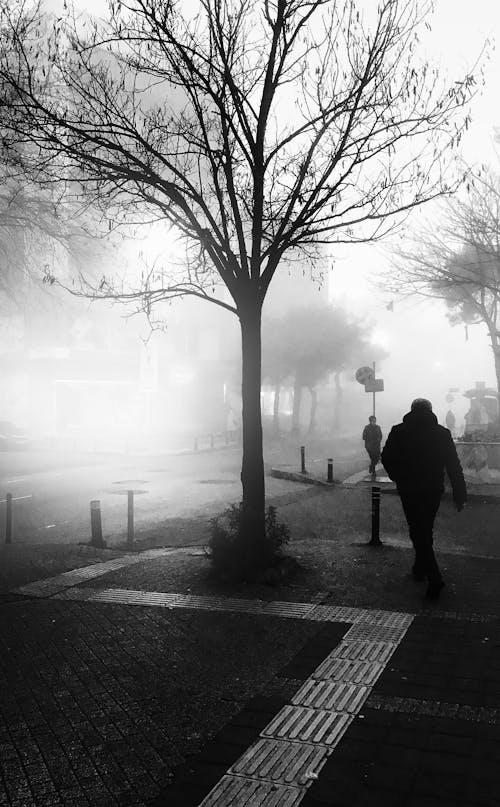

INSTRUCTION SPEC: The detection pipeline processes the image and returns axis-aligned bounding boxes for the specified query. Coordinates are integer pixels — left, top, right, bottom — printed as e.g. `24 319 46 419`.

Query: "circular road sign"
355 366 375 385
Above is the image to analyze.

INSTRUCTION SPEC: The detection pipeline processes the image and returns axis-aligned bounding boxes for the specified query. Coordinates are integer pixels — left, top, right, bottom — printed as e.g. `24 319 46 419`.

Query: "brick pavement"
1 551 500 806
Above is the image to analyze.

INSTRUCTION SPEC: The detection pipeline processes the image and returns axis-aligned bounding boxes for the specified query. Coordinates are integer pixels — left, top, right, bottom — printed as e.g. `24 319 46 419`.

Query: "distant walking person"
382 398 466 599
445 408 456 436
362 415 382 475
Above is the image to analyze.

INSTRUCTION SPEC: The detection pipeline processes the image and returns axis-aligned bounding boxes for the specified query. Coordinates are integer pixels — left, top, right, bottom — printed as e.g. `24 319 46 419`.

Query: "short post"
368 486 382 546
90 500 104 548
210 433 215 449
194 437 199 452
127 490 134 547
327 459 333 483
5 493 12 545
300 445 306 474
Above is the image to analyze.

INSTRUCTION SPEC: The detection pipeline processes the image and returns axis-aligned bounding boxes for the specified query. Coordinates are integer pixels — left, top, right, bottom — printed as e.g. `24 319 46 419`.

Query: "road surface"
0 447 318 546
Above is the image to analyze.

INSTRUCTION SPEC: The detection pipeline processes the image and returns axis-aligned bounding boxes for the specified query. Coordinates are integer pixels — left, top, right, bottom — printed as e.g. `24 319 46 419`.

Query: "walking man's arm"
444 432 467 511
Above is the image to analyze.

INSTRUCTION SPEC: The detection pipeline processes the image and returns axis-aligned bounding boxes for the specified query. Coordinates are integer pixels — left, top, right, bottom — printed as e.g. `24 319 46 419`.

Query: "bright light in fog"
371 329 390 349
171 365 195 385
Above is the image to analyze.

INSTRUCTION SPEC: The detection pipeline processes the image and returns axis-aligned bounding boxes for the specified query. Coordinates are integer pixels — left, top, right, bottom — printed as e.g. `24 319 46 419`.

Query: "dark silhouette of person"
362 415 382 475
381 398 466 599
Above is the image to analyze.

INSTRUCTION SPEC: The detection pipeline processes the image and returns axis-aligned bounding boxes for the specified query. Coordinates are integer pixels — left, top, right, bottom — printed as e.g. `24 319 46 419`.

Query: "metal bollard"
300 445 306 474
194 437 199 452
368 486 382 546
327 459 333 483
5 492 12 545
210 433 215 449
127 490 134 547
90 500 105 547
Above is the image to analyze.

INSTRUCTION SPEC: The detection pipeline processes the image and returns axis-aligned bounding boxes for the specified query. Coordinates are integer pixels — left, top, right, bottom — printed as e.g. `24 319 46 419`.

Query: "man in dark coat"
381 398 466 599
362 415 383 475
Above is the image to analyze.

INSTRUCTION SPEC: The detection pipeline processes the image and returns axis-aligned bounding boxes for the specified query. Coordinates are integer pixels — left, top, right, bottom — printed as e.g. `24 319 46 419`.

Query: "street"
0 446 320 546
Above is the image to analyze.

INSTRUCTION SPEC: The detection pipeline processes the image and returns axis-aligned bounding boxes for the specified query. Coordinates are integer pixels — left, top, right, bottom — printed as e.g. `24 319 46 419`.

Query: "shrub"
206 502 290 581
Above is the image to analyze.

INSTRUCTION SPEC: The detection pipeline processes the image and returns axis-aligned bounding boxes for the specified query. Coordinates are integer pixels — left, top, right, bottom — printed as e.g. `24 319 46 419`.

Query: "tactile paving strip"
291 680 369 713
352 610 414 628
261 602 317 619
312 657 385 685
342 622 408 643
47 587 414 644
194 600 413 806
15 547 177 597
199 775 303 807
54 588 184 608
38 573 415 807
261 705 352 746
332 640 396 663
174 595 267 614
228 738 330 785
308 605 366 622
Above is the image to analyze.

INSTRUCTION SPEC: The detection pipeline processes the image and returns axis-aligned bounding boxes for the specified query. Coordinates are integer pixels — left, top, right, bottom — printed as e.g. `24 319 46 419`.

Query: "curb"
270 468 337 487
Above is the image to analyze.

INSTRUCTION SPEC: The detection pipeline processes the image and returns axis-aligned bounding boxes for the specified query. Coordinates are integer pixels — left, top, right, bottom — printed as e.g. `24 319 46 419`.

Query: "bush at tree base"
206 502 290 582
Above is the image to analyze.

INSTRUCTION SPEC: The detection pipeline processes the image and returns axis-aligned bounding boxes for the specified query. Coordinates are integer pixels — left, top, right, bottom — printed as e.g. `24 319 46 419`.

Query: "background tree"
387 168 500 416
261 312 294 435
263 304 382 434
0 0 482 555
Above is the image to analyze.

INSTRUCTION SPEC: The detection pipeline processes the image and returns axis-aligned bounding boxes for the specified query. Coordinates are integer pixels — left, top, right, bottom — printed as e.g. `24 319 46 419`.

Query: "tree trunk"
493 342 500 429
239 300 266 547
291 376 302 435
308 386 318 434
273 383 280 435
333 372 343 431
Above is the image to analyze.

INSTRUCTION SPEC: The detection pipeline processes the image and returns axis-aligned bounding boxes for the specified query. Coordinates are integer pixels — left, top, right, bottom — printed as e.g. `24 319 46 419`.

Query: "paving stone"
6 566 500 807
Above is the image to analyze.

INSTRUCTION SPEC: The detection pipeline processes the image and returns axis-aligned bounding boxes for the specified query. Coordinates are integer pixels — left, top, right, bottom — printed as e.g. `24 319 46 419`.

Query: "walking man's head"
411 398 433 413
369 415 377 423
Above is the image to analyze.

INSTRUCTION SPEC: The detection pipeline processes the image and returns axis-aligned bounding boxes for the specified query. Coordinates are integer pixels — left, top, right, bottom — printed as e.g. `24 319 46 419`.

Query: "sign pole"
372 362 376 418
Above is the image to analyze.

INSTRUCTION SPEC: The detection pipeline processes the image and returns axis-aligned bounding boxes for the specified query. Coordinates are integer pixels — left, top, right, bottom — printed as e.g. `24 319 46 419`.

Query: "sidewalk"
0 490 499 806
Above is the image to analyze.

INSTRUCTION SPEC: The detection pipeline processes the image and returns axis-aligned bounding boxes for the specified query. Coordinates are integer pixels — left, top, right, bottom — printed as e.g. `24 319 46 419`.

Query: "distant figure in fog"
362 415 382 475
445 409 456 436
382 398 466 600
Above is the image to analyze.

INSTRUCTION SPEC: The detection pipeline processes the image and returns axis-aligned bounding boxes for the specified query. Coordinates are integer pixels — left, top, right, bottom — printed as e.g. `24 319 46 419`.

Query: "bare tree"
0 164 114 314
387 169 500 414
0 0 483 553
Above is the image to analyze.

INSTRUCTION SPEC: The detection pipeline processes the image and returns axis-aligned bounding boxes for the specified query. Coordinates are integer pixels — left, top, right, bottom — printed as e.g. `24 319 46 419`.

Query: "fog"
1 0 499 453
0 230 495 455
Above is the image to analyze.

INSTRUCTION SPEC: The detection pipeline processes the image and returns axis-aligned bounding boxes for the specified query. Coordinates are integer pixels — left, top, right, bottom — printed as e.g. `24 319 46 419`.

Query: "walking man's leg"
368 450 379 475
399 490 443 592
418 493 443 596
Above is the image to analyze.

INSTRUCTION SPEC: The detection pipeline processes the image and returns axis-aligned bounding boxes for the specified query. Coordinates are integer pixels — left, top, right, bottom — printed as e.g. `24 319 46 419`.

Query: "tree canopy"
0 0 482 312
387 168 500 409
263 303 376 388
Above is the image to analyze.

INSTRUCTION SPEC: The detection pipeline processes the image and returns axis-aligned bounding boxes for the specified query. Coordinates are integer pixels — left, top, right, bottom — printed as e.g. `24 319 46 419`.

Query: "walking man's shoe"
425 580 445 600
